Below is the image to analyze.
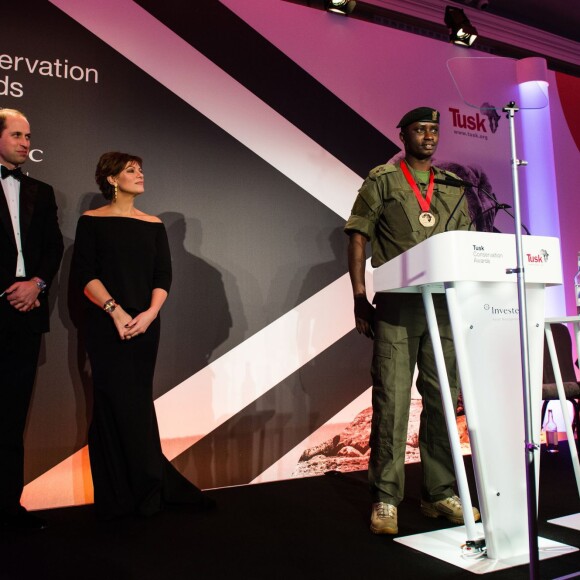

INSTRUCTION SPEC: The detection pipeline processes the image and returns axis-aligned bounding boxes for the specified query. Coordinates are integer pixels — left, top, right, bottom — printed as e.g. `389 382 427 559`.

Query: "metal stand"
503 101 539 579
422 287 480 546
544 317 580 498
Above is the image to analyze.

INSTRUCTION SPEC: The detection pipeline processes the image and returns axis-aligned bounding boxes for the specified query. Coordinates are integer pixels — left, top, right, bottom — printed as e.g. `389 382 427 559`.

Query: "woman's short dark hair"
95 152 143 200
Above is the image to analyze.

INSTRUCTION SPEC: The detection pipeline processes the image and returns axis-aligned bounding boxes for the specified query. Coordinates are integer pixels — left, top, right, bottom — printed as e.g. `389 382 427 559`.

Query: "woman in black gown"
72 152 214 519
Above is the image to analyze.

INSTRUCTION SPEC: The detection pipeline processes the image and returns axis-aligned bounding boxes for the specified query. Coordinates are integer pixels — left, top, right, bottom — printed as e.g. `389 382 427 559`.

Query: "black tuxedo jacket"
0 172 64 333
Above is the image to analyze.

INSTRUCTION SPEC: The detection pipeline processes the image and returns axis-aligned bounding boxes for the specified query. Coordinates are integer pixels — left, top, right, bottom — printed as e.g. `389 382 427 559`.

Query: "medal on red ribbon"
400 160 435 228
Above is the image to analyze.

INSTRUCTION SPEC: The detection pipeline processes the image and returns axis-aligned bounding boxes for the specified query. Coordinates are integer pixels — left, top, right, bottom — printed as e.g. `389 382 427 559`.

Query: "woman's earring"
113 182 118 203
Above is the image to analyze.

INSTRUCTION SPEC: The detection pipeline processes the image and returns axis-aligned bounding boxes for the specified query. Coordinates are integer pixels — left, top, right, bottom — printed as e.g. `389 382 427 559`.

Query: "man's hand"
354 294 375 338
4 281 41 312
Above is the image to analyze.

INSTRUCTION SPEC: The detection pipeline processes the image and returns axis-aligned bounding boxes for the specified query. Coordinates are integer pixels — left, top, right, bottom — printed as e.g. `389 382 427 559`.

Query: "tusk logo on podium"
529 249 550 263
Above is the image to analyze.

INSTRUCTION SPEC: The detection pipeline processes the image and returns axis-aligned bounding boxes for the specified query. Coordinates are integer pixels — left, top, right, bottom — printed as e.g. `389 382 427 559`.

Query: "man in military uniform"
344 107 480 534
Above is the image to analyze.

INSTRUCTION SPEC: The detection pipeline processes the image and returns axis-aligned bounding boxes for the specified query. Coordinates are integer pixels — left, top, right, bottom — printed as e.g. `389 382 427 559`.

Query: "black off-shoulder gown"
72 216 211 519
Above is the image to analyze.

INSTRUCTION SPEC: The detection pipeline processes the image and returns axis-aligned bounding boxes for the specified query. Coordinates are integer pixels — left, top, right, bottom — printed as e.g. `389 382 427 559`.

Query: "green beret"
396 107 440 128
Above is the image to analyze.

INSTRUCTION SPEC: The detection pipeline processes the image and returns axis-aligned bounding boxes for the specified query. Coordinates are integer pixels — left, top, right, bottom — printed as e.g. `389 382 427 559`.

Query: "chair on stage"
542 322 580 438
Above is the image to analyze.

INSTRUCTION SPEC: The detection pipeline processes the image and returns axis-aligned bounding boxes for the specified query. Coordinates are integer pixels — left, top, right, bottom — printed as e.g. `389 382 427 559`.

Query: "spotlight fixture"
325 0 356 15
444 6 478 46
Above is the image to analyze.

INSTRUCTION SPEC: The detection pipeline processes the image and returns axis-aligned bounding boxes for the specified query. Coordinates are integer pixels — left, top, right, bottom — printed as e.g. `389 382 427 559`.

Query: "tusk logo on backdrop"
448 104 501 141
480 103 501 134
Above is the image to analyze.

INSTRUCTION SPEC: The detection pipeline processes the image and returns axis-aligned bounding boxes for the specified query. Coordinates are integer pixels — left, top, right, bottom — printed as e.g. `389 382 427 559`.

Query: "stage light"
444 6 478 47
325 0 356 15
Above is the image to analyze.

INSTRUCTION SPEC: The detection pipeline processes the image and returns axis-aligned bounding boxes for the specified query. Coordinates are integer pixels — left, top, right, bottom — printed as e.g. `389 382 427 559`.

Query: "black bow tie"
1 166 23 180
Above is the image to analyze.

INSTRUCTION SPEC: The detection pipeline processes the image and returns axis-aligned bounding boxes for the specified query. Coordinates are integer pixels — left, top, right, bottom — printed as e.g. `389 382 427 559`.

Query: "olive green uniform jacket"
345 161 471 505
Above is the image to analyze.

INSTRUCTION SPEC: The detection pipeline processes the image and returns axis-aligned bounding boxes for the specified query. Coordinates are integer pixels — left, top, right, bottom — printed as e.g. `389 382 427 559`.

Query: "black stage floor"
3 446 580 580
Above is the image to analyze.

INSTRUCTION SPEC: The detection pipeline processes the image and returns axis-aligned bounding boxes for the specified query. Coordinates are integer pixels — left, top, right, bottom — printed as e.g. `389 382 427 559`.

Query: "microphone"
436 175 529 233
444 185 467 232
434 176 470 188
469 205 509 232
438 175 473 231
436 176 511 209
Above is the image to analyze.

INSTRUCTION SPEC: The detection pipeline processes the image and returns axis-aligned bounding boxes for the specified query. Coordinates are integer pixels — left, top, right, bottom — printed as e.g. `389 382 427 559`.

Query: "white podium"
373 231 577 570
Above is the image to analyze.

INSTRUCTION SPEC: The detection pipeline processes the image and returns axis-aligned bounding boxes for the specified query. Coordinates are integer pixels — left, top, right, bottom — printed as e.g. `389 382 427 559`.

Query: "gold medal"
419 212 435 227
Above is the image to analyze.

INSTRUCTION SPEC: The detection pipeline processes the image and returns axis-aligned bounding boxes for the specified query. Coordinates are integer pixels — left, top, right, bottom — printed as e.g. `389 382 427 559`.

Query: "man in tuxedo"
0 108 63 531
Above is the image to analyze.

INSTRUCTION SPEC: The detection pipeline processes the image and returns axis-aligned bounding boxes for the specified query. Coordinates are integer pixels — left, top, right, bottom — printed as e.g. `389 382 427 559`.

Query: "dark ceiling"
457 0 580 43
290 0 579 75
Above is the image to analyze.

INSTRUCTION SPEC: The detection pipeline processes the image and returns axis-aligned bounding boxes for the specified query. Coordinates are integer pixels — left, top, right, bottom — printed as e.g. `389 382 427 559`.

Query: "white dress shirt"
1 165 26 277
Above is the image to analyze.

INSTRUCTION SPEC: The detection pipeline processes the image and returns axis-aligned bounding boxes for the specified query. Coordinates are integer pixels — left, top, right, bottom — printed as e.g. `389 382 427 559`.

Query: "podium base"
548 513 580 531
394 523 578 574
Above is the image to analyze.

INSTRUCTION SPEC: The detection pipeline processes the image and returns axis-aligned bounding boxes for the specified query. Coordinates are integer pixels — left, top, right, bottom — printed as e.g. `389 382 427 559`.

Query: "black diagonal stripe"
172 329 372 489
133 0 399 177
